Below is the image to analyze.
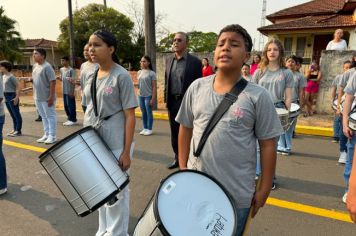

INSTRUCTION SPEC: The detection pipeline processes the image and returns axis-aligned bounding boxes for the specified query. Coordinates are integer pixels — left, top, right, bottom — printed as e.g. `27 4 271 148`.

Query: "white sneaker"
342 192 348 204
338 151 347 164
44 135 57 144
139 129 147 135
0 188 7 195
65 121 77 126
63 121 70 126
144 130 153 136
37 135 48 143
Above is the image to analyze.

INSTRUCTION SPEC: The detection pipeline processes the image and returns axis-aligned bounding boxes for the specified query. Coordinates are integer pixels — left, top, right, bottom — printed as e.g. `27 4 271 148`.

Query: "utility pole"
103 0 107 8
144 0 156 70
67 0 75 67
259 0 267 51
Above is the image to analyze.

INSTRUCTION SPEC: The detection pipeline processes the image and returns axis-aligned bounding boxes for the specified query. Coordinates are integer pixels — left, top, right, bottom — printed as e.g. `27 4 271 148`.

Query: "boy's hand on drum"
251 190 269 218
118 152 131 171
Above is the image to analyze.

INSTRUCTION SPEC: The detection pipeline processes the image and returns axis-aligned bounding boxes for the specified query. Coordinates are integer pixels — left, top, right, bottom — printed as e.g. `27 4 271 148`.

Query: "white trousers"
96 144 134 236
35 100 57 137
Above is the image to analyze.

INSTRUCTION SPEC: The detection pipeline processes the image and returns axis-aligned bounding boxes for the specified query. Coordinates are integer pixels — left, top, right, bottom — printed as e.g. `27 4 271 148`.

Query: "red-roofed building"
258 0 356 64
17 38 64 70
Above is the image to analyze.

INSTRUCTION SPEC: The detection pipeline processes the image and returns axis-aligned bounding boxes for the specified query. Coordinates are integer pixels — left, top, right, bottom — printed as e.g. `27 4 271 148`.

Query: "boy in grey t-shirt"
176 24 283 236
58 56 77 126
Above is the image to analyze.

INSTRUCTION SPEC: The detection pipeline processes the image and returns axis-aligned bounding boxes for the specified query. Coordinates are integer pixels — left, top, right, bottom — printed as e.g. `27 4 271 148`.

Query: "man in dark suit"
164 32 202 169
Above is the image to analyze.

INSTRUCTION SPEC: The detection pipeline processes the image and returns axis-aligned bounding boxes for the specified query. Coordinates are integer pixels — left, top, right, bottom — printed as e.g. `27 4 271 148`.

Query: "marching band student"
0 72 6 195
79 44 97 113
176 24 283 236
342 70 356 204
84 30 137 236
241 63 253 82
277 55 306 155
332 61 351 164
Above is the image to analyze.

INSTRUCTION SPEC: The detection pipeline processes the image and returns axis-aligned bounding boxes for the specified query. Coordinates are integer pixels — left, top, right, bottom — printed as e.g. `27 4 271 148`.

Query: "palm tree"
0 6 24 63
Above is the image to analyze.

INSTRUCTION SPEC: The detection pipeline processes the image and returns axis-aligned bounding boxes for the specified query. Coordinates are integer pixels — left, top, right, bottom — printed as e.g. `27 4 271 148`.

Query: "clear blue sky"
1 0 309 50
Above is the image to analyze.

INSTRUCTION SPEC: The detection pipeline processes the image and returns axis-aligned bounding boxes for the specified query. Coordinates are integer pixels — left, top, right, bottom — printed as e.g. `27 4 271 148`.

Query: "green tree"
57 4 134 63
157 31 217 53
0 7 24 63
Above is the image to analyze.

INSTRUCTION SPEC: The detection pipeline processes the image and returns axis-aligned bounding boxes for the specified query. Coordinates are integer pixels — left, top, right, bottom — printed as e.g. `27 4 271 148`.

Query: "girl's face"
88 34 114 65
140 57 150 69
253 55 260 63
266 43 280 62
241 65 249 76
285 58 296 71
202 59 208 66
83 45 90 60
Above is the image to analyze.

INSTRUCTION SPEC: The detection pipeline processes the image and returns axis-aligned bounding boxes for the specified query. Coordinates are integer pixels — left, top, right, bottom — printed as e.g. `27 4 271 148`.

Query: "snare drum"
133 170 237 236
348 112 356 131
289 103 300 118
276 108 290 131
332 99 344 111
39 126 129 217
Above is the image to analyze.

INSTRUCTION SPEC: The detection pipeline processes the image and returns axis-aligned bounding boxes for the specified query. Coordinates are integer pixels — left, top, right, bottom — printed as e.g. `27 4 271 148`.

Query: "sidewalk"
19 95 334 137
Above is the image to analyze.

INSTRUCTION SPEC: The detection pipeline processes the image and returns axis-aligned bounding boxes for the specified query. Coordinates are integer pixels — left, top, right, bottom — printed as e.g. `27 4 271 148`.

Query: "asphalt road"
0 107 354 235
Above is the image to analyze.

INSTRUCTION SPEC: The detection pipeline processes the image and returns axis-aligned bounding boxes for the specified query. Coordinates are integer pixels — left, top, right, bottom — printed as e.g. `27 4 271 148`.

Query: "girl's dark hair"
93 29 119 63
203 57 209 65
142 55 153 71
252 54 261 65
0 60 12 72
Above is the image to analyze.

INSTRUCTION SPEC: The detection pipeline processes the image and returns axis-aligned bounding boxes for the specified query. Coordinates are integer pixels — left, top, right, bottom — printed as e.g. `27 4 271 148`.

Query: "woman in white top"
326 29 348 50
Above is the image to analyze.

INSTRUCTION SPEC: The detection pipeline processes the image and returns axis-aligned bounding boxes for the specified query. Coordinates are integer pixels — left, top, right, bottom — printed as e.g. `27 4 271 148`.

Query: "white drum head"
157 171 236 236
350 112 356 120
290 103 300 113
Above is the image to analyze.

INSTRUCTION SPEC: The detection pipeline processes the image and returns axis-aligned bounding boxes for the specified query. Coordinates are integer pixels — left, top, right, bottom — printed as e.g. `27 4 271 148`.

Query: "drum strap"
90 68 100 117
193 78 247 157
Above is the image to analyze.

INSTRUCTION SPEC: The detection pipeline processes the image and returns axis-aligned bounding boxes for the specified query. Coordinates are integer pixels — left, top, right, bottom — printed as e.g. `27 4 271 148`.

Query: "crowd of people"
0 25 356 236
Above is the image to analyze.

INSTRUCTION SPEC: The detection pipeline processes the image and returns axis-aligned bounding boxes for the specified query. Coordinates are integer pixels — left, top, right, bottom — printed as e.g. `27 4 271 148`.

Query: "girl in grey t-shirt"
138 55 156 136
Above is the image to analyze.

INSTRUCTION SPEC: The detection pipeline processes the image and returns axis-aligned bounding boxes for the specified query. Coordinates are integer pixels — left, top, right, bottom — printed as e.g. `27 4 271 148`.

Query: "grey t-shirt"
253 68 294 103
291 71 307 102
175 75 284 208
339 68 356 88
344 72 356 95
60 67 75 95
138 69 156 97
32 61 56 101
83 63 138 151
80 61 98 106
3 73 18 93
332 74 342 97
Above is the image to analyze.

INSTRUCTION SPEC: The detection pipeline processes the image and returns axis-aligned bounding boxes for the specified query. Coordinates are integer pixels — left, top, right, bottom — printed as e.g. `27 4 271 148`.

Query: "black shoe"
35 117 42 122
167 160 179 169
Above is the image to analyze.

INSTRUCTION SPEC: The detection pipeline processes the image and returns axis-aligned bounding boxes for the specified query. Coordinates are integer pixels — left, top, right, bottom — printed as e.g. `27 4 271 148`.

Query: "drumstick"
242 178 261 236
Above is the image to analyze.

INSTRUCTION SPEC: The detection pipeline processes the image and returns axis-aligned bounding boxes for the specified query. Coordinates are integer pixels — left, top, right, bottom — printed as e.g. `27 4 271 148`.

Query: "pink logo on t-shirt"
232 106 244 119
104 86 113 94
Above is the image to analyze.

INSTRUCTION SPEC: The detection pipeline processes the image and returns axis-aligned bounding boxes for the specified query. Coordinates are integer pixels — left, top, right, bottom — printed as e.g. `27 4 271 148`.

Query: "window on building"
296 37 306 57
284 37 293 56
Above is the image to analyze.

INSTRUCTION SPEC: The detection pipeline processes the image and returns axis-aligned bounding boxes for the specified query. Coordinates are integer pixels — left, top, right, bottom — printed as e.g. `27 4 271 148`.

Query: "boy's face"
286 58 296 71
61 59 68 66
241 65 249 75
343 63 351 71
214 32 250 72
33 50 44 63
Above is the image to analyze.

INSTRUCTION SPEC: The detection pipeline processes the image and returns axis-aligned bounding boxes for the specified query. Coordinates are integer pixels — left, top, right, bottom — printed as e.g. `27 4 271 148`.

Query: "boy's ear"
243 52 251 64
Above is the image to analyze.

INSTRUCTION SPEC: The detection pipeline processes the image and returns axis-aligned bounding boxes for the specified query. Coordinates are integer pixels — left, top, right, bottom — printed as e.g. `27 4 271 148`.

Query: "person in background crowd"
176 24 283 236
326 29 348 50
31 48 57 144
0 72 6 195
58 56 77 126
304 61 322 117
202 57 214 77
84 30 137 236
250 54 261 75
138 55 156 136
79 43 97 113
277 55 306 155
241 63 253 82
331 61 351 164
0 60 22 137
164 32 202 169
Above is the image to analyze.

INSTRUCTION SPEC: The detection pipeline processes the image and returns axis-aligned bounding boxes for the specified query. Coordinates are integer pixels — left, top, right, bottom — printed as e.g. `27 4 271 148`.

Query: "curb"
20 102 333 138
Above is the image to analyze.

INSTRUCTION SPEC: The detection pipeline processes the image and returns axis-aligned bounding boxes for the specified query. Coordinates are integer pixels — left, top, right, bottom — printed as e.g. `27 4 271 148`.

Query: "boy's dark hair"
0 60 12 72
218 24 253 52
295 56 303 65
61 56 69 61
242 63 250 68
344 60 351 65
285 55 298 63
35 48 47 58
